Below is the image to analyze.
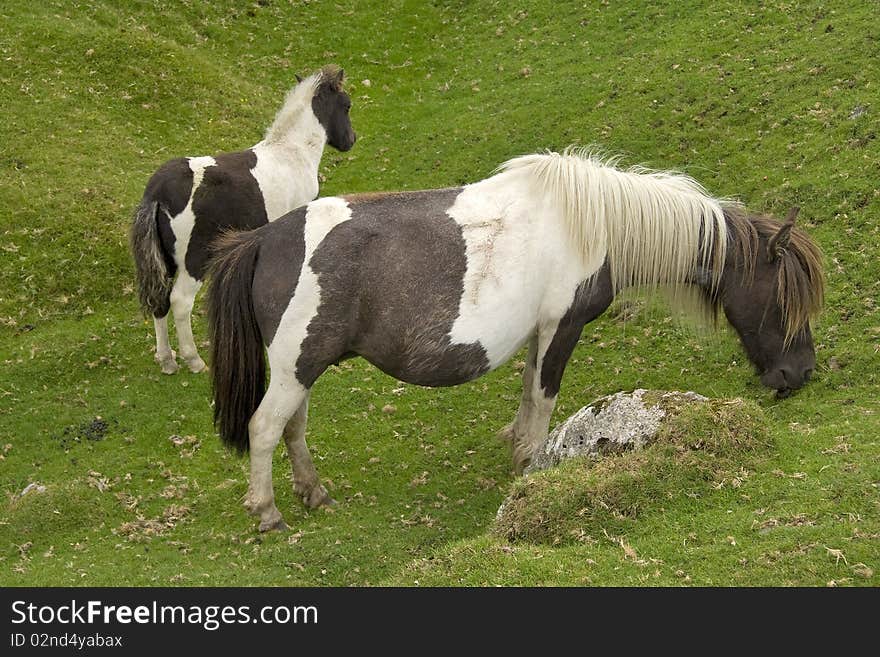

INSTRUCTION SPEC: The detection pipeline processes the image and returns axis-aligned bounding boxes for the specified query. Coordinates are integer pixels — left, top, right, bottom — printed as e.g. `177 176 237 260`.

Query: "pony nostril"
779 366 813 389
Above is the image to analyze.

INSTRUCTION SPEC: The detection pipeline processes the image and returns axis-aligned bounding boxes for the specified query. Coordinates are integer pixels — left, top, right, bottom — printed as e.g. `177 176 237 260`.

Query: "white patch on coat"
266 197 353 378
447 169 593 370
169 155 216 263
251 141 321 221
252 69 328 219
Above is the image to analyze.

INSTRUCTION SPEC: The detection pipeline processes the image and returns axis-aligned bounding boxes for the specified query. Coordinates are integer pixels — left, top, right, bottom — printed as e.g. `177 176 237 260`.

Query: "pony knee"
248 422 281 456
170 289 195 320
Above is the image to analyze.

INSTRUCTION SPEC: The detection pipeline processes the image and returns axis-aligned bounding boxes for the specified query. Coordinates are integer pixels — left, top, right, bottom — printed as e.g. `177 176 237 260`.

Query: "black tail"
207 230 266 453
130 199 173 317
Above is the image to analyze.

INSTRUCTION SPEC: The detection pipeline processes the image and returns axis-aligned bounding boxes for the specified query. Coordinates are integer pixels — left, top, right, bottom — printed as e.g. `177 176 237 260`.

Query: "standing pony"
207 149 824 531
130 65 356 374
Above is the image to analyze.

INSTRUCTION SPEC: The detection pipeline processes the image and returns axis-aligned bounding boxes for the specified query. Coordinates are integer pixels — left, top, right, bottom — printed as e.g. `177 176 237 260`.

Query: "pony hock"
130 65 356 375
207 148 824 532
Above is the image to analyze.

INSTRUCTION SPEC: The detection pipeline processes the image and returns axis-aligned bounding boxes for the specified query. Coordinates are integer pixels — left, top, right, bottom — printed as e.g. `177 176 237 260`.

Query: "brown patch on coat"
187 149 269 280
300 188 489 387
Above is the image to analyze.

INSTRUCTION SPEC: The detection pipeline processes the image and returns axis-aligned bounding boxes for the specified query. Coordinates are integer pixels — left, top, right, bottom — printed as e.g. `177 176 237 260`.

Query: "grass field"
1 0 877 586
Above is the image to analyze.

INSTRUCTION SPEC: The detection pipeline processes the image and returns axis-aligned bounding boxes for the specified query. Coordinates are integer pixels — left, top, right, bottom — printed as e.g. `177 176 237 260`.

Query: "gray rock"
19 482 47 497
524 389 708 474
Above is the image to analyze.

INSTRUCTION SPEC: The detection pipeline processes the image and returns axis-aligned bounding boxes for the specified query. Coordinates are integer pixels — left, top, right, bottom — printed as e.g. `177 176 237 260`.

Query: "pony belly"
358 305 534 388
363 341 491 388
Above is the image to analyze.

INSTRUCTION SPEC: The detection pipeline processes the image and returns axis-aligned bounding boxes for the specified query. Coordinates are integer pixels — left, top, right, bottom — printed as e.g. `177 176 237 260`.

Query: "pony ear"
295 74 303 83
767 207 798 260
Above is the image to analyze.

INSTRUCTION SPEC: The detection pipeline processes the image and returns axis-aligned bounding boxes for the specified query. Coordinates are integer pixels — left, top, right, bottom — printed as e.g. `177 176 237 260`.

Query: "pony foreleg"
282 393 335 509
153 314 179 374
498 335 536 445
246 381 306 532
510 394 557 475
508 274 616 472
500 332 559 474
170 271 207 373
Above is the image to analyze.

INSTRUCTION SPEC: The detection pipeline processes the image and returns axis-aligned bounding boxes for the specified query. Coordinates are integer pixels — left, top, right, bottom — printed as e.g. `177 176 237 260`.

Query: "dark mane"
723 206 825 344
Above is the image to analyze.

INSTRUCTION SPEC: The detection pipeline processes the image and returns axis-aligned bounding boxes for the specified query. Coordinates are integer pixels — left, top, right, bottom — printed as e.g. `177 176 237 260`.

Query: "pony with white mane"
207 148 824 531
131 65 355 375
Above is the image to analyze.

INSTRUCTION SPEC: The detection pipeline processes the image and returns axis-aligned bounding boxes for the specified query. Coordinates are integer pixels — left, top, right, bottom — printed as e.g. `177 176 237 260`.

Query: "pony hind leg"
170 270 207 373
246 377 308 532
153 314 179 374
282 392 335 509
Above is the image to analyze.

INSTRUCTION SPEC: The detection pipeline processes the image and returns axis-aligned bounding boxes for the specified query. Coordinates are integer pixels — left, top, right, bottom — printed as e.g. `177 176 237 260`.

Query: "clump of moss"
494 397 771 546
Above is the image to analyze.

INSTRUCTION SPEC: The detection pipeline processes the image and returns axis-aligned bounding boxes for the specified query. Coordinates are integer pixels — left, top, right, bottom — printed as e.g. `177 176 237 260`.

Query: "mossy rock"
526 389 712 473
495 395 772 546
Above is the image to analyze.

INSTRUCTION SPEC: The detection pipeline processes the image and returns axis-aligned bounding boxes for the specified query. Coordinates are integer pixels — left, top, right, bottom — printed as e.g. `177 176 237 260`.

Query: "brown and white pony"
130 65 355 374
207 149 824 531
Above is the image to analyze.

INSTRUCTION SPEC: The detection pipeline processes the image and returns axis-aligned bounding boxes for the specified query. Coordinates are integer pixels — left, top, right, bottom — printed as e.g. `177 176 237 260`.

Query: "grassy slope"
0 0 877 586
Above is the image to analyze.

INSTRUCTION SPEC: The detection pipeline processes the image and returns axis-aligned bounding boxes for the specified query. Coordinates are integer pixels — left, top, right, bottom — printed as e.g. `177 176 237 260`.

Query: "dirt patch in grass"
494 398 772 546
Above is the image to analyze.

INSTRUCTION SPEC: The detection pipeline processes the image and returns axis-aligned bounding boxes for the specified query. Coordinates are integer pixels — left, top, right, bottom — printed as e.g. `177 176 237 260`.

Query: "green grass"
1 0 878 586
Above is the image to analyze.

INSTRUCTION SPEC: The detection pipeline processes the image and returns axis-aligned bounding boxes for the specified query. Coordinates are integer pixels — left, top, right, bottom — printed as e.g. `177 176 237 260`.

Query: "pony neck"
260 81 328 168
261 114 327 169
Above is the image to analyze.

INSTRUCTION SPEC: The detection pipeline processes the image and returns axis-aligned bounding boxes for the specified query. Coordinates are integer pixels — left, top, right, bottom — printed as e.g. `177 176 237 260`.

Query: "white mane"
499 148 730 295
262 72 322 145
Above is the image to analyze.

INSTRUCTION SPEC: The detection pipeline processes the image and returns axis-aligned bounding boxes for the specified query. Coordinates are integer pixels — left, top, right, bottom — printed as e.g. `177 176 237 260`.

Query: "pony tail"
207 231 267 453
130 199 173 317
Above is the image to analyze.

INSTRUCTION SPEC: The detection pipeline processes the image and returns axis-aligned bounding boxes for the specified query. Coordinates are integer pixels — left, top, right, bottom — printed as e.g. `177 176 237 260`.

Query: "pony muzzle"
760 364 813 398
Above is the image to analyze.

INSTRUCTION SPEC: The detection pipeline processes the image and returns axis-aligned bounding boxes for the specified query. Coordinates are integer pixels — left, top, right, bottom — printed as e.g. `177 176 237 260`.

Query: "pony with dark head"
207 148 824 531
130 65 356 375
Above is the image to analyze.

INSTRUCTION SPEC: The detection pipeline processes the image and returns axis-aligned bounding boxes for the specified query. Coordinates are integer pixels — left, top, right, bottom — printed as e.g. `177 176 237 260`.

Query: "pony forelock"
500 147 730 300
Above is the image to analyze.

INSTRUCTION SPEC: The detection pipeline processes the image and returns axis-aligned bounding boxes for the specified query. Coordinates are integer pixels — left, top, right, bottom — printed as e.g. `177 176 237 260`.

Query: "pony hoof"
259 517 289 532
160 360 179 375
303 486 335 509
496 423 516 444
156 350 179 374
186 358 208 373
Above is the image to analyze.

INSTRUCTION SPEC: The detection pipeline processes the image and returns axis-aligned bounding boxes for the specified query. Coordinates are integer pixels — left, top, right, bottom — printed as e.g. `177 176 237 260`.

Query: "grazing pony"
130 65 356 374
207 149 824 531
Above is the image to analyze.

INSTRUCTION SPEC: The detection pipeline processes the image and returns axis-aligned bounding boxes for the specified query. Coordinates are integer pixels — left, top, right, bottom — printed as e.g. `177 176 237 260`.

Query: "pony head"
302 65 356 152
719 206 825 398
